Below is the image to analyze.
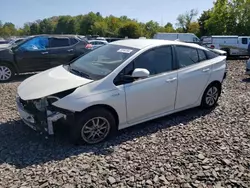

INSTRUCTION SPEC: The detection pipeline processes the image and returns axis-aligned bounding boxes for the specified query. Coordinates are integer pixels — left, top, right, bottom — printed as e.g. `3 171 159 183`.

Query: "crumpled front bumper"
16 96 67 135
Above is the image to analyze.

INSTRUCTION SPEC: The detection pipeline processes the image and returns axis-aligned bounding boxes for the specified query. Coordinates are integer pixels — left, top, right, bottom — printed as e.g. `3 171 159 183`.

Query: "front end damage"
16 93 74 135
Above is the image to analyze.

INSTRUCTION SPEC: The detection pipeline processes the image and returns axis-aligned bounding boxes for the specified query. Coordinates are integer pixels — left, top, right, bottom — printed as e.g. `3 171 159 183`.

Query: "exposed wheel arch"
0 61 18 74
207 80 222 95
200 80 222 108
76 104 119 128
0 62 16 82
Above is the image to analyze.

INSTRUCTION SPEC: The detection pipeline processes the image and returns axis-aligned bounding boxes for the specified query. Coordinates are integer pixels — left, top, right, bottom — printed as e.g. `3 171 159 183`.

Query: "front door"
14 36 51 72
174 46 212 109
122 45 178 124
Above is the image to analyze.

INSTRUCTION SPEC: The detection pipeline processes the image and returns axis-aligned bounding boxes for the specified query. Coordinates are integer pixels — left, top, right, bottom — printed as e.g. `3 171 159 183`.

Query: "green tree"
188 22 200 36
198 10 211 36
176 9 198 32
91 21 108 36
39 19 54 34
55 16 75 34
30 23 39 35
205 0 233 35
119 21 141 38
22 23 31 35
164 22 175 32
79 12 101 35
144 20 159 38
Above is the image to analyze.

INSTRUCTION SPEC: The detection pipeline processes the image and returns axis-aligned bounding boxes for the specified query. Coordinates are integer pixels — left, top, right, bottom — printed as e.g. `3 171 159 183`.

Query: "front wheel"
70 107 117 145
201 83 221 109
0 63 15 82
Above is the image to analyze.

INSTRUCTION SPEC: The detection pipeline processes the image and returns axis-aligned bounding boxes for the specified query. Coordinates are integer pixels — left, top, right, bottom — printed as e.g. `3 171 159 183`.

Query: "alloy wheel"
81 117 110 144
205 86 219 106
0 66 12 81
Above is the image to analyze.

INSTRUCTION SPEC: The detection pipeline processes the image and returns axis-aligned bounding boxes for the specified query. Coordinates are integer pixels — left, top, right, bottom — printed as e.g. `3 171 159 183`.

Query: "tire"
0 63 15 82
70 107 117 145
201 83 221 109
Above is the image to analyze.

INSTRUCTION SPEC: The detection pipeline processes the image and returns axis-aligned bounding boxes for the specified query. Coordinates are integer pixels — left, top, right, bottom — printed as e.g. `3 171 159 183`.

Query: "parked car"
0 38 8 44
0 34 93 82
0 38 24 49
246 58 250 75
16 39 227 144
88 40 108 49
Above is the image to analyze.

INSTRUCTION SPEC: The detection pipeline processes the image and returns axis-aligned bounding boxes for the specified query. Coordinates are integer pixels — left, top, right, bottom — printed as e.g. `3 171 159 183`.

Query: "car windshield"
69 44 139 80
11 36 32 48
8 39 23 46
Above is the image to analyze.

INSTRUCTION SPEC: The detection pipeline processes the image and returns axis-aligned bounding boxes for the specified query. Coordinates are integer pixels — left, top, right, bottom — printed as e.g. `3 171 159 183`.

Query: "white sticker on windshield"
117 49 133 53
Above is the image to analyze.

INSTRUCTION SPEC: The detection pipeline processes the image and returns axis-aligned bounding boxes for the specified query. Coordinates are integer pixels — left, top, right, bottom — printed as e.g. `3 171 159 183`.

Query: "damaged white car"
16 39 227 144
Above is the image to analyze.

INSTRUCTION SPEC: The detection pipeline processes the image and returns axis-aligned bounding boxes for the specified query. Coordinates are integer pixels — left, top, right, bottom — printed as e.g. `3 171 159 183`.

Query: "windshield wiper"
70 67 91 79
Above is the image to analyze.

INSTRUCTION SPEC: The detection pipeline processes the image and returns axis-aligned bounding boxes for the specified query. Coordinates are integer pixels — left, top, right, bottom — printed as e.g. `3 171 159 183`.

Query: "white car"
16 39 227 144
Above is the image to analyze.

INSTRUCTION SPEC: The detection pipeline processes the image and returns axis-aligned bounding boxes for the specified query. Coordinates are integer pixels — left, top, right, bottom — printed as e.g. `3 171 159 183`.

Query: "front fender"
52 88 127 125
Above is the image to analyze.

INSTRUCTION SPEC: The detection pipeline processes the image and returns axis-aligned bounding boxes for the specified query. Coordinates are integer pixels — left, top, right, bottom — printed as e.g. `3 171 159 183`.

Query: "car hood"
18 65 94 100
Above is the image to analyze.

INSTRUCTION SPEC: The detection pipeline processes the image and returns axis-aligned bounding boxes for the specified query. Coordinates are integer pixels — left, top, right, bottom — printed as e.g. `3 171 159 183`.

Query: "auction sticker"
117 49 133 53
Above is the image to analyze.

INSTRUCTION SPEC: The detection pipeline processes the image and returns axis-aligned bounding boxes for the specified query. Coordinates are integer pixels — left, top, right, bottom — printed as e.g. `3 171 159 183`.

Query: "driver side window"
19 36 49 51
113 46 173 86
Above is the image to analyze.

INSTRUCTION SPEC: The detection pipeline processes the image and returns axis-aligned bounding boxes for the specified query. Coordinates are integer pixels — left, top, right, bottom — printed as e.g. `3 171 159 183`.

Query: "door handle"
41 51 48 55
202 68 210 72
166 77 177 83
67 49 73 52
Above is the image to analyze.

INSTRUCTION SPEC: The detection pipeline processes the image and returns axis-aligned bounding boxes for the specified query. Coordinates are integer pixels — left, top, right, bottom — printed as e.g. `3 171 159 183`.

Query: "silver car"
88 40 108 49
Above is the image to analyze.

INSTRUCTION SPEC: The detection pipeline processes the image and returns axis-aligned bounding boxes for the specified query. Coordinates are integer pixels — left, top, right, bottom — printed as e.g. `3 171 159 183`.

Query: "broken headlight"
33 98 48 111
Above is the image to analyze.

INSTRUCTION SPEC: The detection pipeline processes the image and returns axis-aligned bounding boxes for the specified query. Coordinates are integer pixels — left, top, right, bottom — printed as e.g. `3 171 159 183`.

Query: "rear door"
174 45 212 110
48 37 76 67
14 36 51 72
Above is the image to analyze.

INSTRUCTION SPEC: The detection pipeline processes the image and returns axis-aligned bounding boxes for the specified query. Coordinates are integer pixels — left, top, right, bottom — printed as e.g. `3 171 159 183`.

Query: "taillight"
85 44 93 49
210 45 215 49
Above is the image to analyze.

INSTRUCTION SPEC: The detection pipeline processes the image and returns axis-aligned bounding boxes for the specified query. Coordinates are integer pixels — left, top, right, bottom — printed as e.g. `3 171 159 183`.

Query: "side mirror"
131 68 150 78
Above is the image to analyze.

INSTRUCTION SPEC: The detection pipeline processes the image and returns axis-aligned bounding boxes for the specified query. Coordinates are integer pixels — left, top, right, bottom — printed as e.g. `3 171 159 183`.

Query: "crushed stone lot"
0 60 250 188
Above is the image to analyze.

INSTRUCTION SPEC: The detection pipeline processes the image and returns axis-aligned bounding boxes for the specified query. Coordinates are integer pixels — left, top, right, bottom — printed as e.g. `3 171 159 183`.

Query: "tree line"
1 0 250 39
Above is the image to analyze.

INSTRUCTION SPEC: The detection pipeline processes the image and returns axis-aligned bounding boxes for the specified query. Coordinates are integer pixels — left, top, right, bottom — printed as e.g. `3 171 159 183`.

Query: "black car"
0 34 93 82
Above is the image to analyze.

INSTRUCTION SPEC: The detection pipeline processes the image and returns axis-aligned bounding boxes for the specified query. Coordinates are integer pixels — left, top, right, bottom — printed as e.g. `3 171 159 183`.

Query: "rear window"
205 50 219 59
49 38 70 48
198 50 207 61
70 38 79 45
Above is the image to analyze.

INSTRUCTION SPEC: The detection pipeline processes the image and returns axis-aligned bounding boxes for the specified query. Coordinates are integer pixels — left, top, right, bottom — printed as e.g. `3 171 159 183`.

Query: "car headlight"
47 96 60 105
33 98 48 111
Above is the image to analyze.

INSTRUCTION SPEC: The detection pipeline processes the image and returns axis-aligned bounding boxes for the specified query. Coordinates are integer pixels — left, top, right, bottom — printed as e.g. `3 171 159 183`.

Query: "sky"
0 0 215 28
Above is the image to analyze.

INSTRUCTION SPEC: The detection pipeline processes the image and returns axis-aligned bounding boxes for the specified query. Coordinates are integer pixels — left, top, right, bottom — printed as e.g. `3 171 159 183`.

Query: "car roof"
110 39 207 50
29 34 80 38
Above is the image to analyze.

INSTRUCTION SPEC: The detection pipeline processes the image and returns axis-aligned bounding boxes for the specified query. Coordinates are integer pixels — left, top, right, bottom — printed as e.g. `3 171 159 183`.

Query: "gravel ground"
0 60 250 188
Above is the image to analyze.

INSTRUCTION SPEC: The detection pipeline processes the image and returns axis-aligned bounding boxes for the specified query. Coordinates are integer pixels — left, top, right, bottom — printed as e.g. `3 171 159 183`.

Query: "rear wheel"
0 63 15 82
70 107 117 145
201 83 221 109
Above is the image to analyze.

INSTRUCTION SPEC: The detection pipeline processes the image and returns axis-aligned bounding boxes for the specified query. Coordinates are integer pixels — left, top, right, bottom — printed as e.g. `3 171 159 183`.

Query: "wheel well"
0 61 18 74
207 80 222 93
77 104 119 126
